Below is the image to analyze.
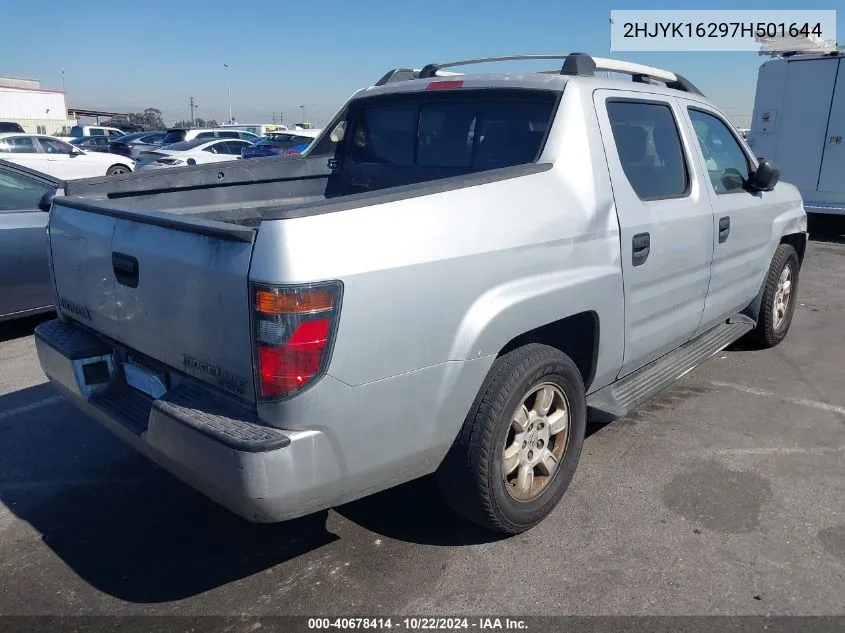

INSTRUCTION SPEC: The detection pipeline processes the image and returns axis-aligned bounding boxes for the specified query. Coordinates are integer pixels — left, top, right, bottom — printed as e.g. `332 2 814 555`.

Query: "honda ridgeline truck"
35 53 807 534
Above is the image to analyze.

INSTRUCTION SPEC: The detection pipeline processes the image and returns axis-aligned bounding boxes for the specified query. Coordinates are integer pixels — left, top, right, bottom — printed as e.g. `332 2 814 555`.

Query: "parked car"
241 130 321 158
0 122 25 133
160 128 261 145
135 138 252 171
100 120 145 134
0 159 62 321
69 136 112 153
68 125 126 139
0 134 133 178
33 52 806 535
109 131 166 159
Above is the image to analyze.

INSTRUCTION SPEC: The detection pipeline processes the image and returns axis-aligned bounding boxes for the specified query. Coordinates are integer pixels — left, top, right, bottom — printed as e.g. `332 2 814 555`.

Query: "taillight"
252 281 343 399
425 80 464 90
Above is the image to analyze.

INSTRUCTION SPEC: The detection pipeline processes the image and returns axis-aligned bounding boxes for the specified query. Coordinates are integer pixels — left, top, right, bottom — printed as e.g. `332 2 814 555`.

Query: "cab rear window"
345 89 557 170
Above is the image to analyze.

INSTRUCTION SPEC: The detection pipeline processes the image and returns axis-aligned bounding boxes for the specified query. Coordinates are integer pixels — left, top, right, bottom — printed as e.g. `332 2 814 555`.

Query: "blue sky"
2 0 841 126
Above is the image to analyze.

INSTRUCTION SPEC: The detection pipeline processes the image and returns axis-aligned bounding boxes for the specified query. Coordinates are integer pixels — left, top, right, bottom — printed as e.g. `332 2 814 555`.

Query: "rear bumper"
34 319 343 523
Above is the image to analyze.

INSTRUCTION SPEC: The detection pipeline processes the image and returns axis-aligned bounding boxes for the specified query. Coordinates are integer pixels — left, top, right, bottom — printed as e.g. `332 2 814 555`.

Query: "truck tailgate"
48 200 257 401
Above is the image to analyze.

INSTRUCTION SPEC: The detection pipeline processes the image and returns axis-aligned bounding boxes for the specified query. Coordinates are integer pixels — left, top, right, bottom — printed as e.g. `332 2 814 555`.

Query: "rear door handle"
718 216 730 243
632 232 650 266
112 252 139 288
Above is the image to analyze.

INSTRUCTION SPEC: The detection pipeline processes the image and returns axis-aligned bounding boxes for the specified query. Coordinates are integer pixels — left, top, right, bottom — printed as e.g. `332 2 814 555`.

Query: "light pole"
61 68 66 93
300 105 305 123
224 63 232 124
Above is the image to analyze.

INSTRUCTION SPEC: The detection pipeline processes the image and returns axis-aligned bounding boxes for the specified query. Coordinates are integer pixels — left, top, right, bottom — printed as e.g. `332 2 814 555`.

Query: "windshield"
162 130 187 144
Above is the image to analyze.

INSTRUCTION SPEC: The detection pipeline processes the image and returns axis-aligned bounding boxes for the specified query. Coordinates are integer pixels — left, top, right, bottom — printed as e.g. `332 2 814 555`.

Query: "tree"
172 117 220 129
126 108 167 131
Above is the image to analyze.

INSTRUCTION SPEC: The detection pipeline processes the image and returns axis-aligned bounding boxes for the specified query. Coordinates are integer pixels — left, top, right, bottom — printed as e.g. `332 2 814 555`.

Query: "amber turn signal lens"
256 288 335 314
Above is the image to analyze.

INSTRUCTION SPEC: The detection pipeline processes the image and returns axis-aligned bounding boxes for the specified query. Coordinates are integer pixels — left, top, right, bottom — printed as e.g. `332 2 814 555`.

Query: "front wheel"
745 243 800 348
106 164 131 176
437 344 586 534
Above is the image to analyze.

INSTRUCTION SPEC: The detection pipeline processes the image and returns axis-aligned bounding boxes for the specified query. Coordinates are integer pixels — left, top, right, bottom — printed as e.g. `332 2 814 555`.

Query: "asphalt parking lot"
1 218 844 617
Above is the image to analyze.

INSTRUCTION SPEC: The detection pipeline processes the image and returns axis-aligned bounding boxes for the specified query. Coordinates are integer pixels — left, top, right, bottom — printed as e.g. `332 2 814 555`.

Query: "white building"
0 76 76 135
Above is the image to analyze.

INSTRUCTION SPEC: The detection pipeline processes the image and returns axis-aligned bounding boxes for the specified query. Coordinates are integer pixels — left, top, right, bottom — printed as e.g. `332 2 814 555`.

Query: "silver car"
0 159 60 321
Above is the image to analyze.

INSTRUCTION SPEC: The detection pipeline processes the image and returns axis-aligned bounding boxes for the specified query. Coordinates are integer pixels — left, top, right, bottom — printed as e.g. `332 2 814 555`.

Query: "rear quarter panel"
248 82 625 503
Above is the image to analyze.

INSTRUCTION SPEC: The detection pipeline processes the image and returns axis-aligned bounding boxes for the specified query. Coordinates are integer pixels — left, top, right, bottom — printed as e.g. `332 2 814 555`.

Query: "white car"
135 137 253 171
0 134 134 179
160 128 262 145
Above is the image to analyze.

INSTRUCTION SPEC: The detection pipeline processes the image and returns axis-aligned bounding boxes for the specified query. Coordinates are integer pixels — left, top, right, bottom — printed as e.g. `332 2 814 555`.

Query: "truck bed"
56 152 548 238
61 154 336 230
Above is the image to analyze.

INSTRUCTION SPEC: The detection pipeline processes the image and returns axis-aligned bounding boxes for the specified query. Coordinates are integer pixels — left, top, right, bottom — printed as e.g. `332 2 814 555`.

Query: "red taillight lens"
253 282 342 399
425 80 464 90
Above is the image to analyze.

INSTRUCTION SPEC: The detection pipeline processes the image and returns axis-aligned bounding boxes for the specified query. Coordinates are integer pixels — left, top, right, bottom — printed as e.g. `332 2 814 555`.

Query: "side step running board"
587 315 755 420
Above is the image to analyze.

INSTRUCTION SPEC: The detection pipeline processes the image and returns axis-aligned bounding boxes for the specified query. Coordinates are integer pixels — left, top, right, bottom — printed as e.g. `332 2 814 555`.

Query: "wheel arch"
497 311 599 392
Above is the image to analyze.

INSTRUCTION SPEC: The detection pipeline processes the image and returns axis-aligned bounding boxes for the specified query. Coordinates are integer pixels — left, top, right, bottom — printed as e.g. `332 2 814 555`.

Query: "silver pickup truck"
35 53 807 534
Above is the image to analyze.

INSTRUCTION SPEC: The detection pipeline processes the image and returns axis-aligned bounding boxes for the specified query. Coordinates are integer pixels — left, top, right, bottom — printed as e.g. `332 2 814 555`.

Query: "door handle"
112 252 139 288
632 232 650 266
718 216 730 243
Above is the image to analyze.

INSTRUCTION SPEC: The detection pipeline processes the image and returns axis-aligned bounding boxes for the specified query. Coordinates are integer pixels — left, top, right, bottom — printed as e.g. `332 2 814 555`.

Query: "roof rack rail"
377 52 704 96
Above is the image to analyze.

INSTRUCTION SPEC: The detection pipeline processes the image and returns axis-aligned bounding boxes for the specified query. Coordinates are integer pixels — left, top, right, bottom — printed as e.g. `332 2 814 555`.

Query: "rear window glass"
345 90 556 170
69 125 84 137
162 130 187 144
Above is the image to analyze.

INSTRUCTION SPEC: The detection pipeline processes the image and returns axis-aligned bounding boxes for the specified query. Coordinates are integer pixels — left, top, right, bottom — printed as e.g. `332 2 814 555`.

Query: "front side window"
222 140 249 154
606 100 689 200
38 137 73 154
688 109 751 194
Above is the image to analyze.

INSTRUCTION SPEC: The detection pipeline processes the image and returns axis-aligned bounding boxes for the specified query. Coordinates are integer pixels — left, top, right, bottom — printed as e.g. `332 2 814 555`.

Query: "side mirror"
38 190 56 212
69 148 84 156
748 159 780 192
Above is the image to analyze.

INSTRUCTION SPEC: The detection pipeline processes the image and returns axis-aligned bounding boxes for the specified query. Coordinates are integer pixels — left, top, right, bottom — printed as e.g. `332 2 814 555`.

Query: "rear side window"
4 137 38 153
346 90 556 170
89 128 106 136
196 132 216 139
606 100 689 200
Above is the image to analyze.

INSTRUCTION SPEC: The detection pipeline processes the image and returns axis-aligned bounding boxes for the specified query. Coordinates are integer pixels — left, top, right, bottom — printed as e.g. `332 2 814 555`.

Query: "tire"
436 344 586 534
106 164 130 176
745 243 800 348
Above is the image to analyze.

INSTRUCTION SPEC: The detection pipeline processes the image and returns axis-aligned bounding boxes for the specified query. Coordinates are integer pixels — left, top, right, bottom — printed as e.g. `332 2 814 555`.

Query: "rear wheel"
746 243 800 348
437 344 586 534
106 164 130 176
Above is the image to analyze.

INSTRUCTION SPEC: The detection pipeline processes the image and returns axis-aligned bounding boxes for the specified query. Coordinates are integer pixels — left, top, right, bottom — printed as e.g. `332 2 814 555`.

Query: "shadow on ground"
808 214 845 245
0 312 53 344
0 384 500 604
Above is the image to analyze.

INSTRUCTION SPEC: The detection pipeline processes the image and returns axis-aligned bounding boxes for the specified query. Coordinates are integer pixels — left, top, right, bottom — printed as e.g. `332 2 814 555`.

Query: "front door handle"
718 216 730 243
632 232 650 266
